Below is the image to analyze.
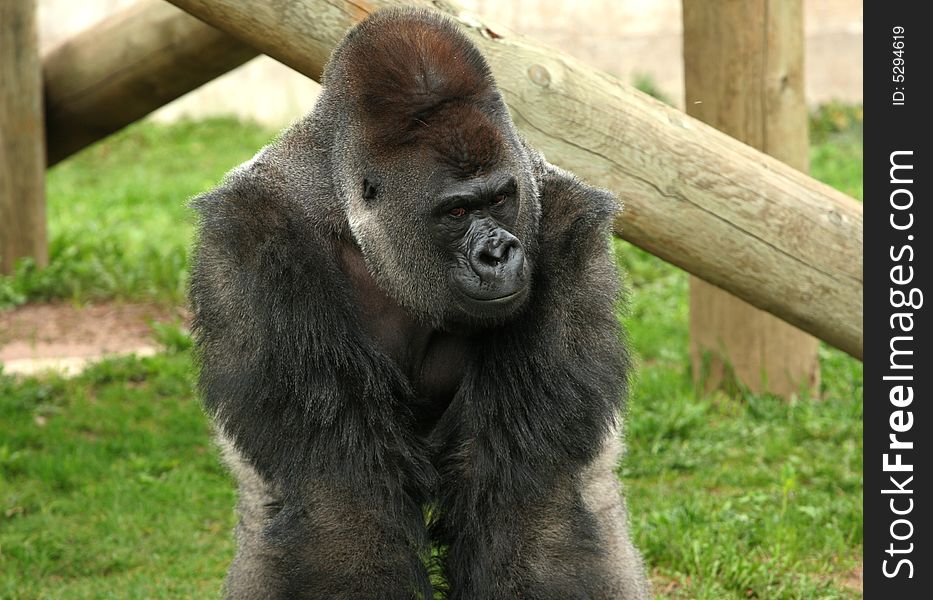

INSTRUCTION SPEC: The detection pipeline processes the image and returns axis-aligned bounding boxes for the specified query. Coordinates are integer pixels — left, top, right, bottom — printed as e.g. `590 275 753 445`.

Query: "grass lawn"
1 107 863 599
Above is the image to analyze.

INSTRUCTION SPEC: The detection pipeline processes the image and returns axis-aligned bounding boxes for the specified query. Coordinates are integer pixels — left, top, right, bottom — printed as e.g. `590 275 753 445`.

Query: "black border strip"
864 2 930 597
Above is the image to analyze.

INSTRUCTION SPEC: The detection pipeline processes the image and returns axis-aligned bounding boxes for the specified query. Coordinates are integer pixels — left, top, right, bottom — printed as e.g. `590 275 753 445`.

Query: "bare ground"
0 302 187 376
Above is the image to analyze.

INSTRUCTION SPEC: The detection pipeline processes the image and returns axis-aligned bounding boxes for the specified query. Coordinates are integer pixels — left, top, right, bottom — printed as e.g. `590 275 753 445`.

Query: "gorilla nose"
470 229 525 283
478 235 514 266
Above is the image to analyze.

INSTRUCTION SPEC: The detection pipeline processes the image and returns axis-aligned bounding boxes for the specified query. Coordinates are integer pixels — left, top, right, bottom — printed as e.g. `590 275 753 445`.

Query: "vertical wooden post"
683 0 819 396
1 0 47 274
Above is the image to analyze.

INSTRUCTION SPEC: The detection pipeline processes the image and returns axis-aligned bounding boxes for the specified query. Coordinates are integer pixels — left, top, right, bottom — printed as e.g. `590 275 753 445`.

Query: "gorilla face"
428 170 531 317
344 141 537 328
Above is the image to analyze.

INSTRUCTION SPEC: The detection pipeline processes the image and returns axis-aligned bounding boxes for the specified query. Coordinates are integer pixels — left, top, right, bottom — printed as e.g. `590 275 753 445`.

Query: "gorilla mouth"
451 256 531 319
464 289 524 304
454 281 531 321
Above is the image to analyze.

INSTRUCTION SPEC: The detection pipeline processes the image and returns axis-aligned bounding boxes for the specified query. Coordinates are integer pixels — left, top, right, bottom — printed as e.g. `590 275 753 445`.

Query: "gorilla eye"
491 194 508 206
449 207 467 218
362 178 378 201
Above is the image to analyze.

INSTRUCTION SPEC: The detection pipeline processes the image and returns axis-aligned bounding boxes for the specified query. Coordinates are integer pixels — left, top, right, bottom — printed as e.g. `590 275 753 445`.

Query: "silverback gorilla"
190 7 649 600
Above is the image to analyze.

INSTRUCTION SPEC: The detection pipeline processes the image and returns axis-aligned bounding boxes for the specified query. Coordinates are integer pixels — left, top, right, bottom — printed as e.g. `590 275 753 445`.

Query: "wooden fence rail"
43 0 257 167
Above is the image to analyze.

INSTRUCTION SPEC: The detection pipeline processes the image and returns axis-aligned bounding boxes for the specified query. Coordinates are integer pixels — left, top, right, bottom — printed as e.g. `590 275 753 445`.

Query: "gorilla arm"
189 166 434 599
431 161 650 600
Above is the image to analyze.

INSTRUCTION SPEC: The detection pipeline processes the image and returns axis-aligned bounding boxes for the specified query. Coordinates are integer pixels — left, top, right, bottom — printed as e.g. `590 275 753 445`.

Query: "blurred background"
39 0 862 125
2 1 863 598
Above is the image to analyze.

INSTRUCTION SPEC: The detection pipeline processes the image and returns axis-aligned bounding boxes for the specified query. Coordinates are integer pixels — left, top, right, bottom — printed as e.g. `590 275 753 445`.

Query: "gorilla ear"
362 178 378 201
342 10 493 144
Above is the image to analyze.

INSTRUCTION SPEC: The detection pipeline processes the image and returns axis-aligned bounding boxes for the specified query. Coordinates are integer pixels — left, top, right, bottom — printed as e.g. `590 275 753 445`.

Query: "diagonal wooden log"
164 0 863 360
43 0 258 166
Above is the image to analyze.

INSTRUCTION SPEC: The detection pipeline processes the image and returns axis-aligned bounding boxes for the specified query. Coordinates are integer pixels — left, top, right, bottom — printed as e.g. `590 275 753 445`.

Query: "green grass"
615 240 862 599
0 349 234 598
0 119 276 309
0 111 863 598
809 102 863 200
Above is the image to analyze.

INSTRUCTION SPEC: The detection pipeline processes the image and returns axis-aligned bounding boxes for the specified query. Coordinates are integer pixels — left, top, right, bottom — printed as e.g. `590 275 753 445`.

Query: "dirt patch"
649 569 692 599
840 565 862 594
1 302 188 375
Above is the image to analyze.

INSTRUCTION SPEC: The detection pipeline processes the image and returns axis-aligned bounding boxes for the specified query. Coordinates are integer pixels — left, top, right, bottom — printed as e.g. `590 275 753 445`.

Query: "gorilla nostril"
478 249 501 267
498 243 513 264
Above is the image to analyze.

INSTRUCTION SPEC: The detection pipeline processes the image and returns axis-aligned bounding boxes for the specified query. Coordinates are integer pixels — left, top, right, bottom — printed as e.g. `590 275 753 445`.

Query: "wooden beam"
684 0 820 396
164 0 863 359
1 0 47 274
43 0 258 167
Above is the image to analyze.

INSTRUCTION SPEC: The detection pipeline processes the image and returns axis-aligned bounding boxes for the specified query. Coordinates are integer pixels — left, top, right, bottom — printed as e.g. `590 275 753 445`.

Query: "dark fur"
190 7 649 599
